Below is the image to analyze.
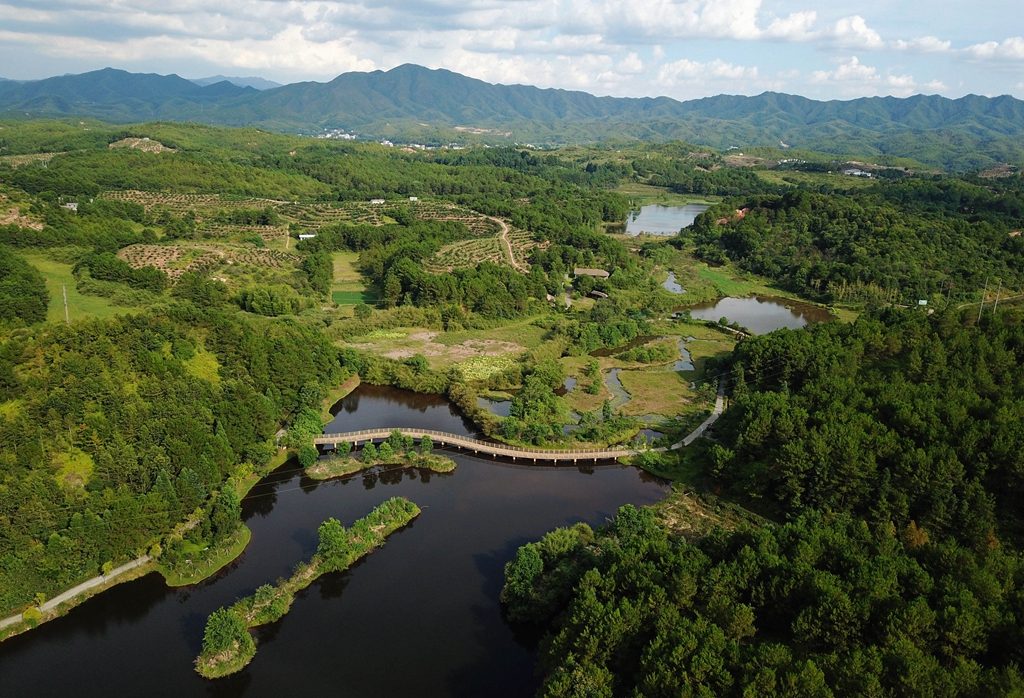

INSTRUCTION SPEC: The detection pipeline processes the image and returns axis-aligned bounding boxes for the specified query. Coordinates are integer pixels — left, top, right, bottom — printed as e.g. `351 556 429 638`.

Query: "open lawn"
345 324 536 369
22 253 127 323
617 369 693 418
435 317 549 349
754 169 879 189
685 338 736 377
614 183 719 207
331 250 375 306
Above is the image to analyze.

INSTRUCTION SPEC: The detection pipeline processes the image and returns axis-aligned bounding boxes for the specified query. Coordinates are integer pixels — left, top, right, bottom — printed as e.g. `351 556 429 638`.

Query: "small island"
195 497 421 679
304 431 456 481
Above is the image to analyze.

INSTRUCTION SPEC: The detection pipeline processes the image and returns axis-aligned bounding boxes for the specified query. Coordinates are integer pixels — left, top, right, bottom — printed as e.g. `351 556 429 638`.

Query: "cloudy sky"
1 0 1023 101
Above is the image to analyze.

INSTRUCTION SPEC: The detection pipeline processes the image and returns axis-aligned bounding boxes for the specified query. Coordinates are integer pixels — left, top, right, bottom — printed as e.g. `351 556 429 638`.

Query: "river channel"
0 386 667 698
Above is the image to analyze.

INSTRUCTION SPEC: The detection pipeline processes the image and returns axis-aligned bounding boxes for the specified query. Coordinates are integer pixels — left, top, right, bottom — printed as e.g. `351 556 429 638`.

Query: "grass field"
754 169 879 189
21 253 125 323
614 183 719 207
344 322 538 369
617 369 693 417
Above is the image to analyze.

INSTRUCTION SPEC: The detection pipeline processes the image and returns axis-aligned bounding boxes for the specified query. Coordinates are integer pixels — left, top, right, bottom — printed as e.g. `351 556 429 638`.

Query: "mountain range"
2 64 1023 170
190 75 282 90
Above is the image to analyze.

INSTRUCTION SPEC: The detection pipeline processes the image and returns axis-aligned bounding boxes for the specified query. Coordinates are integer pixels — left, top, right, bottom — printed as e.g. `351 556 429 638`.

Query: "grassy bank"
158 525 252 588
320 374 360 422
196 498 420 678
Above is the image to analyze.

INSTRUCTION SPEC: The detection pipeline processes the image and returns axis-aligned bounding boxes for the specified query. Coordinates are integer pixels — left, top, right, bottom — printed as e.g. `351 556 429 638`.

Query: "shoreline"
0 557 156 642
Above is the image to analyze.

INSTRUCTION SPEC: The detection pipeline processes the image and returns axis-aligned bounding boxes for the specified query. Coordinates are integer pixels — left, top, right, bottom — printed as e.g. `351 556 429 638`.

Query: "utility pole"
993 279 1002 315
62 284 69 325
978 277 989 323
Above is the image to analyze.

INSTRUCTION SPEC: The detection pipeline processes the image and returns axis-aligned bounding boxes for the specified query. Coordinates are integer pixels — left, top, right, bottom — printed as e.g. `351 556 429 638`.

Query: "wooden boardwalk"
313 428 634 462
313 379 727 462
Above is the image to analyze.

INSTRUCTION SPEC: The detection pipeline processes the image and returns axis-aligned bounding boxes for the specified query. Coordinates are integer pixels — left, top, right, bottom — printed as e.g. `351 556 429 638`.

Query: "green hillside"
2 65 1024 170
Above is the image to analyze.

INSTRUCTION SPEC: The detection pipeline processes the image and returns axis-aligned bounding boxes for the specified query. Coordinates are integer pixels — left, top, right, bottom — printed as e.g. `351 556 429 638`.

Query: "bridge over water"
313 380 726 462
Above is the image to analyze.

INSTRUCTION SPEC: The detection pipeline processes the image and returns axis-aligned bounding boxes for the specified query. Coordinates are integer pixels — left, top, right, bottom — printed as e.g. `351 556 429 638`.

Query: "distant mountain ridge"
190 75 282 90
1 64 1023 170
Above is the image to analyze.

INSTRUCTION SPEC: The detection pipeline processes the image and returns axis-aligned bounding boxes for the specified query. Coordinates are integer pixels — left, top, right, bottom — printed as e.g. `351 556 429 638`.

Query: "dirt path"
489 216 529 273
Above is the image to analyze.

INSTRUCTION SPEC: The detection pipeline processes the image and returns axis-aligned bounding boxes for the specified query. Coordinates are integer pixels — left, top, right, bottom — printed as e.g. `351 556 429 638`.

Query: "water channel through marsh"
0 385 667 698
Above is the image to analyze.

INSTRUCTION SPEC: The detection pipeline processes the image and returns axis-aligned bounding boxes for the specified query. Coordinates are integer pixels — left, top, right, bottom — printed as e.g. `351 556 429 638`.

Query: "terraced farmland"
117 244 299 283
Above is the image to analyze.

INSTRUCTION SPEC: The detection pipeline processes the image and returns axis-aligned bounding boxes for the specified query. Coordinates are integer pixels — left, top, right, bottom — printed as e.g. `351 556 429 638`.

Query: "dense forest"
686 184 1024 304
504 307 1024 697
0 307 348 613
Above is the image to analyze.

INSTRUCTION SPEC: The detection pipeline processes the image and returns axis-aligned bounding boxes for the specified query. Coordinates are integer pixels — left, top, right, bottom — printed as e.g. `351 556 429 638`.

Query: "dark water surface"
687 295 833 335
0 385 666 698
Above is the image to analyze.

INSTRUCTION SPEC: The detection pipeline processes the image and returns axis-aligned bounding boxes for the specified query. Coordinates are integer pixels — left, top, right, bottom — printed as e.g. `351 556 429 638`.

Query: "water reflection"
626 204 709 236
662 272 686 294
687 296 833 335
0 385 667 698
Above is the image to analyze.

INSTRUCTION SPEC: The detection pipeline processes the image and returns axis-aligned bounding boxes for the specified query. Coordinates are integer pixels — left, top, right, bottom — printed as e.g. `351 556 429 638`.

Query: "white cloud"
0 26 376 75
891 36 952 53
811 56 947 96
963 37 1024 61
763 11 817 41
657 58 759 86
829 15 884 50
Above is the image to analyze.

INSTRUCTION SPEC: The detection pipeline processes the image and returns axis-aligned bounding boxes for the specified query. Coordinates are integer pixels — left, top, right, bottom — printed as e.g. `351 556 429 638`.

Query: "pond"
0 385 667 698
662 272 685 294
625 204 710 236
686 296 833 335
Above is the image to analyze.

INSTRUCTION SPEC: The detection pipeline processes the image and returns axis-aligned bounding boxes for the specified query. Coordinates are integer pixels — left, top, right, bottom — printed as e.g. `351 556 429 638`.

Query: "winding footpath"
317 378 728 460
489 216 530 274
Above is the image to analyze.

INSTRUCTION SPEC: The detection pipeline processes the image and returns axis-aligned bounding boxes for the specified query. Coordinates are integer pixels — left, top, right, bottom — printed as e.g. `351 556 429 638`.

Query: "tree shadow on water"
204 667 253 697
445 538 546 698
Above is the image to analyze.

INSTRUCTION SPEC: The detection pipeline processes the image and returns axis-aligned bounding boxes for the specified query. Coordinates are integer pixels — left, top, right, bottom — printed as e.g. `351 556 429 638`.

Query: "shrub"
298 444 319 469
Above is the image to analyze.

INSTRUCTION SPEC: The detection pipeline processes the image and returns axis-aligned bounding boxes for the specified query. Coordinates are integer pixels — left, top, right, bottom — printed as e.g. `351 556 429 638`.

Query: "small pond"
625 204 709 236
477 397 511 418
662 272 686 294
686 296 833 335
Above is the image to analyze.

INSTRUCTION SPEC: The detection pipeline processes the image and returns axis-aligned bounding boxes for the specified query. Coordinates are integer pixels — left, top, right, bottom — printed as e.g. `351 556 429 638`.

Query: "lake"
686 296 833 335
0 385 666 698
625 204 709 236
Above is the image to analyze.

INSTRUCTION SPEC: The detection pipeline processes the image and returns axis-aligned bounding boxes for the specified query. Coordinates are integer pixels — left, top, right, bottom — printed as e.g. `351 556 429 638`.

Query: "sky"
1 0 1023 101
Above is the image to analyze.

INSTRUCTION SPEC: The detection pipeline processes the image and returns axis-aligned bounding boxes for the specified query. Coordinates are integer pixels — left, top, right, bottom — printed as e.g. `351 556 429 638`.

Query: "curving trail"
316 379 727 460
488 216 529 273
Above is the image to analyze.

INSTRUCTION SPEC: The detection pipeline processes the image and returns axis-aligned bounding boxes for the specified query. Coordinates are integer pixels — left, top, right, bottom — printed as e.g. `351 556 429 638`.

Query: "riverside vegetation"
195 497 420 678
304 430 456 480
1 116 1023 693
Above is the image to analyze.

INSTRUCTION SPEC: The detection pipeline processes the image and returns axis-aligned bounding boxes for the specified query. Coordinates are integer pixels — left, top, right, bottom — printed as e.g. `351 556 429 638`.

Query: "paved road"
1 556 151 630
679 379 726 447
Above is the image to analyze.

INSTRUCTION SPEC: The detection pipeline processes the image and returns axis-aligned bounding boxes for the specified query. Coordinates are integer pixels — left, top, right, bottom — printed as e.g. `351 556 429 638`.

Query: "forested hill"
3 65 1024 169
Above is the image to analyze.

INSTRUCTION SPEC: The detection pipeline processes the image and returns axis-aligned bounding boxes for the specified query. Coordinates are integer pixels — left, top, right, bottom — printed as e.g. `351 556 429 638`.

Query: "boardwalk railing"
313 379 728 463
313 428 635 461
